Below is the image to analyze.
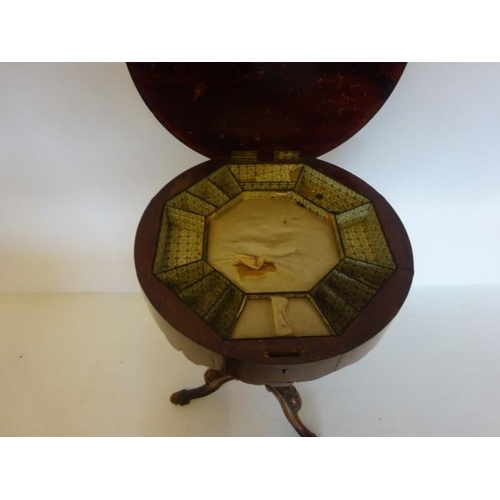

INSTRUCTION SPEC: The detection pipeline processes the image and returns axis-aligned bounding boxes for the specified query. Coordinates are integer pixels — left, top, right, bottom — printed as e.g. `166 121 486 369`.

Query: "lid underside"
127 62 406 159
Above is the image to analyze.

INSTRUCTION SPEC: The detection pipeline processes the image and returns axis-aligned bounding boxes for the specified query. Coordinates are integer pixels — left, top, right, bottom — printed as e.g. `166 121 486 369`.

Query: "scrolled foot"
170 389 192 406
266 385 317 437
170 369 234 406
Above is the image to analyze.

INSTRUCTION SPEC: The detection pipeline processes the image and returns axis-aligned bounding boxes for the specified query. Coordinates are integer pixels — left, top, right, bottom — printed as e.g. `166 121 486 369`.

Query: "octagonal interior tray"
153 162 396 342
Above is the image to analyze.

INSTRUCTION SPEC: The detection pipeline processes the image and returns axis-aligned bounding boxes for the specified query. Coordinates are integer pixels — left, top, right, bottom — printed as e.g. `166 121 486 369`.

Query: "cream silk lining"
207 197 340 337
231 297 331 338
207 197 340 293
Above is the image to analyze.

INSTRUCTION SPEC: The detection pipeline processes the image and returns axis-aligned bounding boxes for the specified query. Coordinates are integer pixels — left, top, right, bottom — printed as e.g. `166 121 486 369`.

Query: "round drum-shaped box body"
135 157 413 386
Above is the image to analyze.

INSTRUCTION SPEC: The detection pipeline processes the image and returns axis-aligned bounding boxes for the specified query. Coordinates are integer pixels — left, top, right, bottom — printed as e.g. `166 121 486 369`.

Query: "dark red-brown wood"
134 157 414 374
168 368 317 436
127 63 406 159
170 369 234 406
266 385 317 437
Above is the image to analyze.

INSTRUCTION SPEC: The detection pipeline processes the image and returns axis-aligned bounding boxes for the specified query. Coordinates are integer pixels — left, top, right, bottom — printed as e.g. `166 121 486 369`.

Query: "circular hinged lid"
127 62 406 159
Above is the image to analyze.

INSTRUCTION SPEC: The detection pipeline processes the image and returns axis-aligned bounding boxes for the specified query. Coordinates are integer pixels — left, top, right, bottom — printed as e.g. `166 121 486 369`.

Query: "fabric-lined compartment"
207 195 342 293
336 203 395 269
152 163 398 340
231 296 332 339
153 207 205 273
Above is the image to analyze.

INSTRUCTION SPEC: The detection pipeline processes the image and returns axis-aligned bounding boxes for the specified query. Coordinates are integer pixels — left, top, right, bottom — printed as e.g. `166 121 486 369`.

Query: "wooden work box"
127 63 413 436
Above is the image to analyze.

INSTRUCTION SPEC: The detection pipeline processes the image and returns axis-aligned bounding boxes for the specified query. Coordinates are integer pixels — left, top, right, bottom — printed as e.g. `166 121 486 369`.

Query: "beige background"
1 63 500 436
1 286 499 436
1 63 499 293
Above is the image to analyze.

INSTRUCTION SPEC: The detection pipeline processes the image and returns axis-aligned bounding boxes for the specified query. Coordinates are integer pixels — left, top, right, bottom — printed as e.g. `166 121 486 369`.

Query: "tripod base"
170 369 317 437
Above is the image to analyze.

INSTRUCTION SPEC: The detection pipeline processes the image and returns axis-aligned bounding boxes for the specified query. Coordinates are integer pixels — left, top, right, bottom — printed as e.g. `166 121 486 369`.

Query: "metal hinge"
273 151 300 161
230 150 258 161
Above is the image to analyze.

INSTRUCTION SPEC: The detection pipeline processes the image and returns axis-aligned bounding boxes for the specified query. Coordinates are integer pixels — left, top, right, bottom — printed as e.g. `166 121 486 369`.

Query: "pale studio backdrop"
1 62 499 294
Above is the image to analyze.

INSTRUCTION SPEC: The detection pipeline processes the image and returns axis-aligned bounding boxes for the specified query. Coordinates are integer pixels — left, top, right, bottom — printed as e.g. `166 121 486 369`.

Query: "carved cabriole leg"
266 385 317 437
170 369 235 406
